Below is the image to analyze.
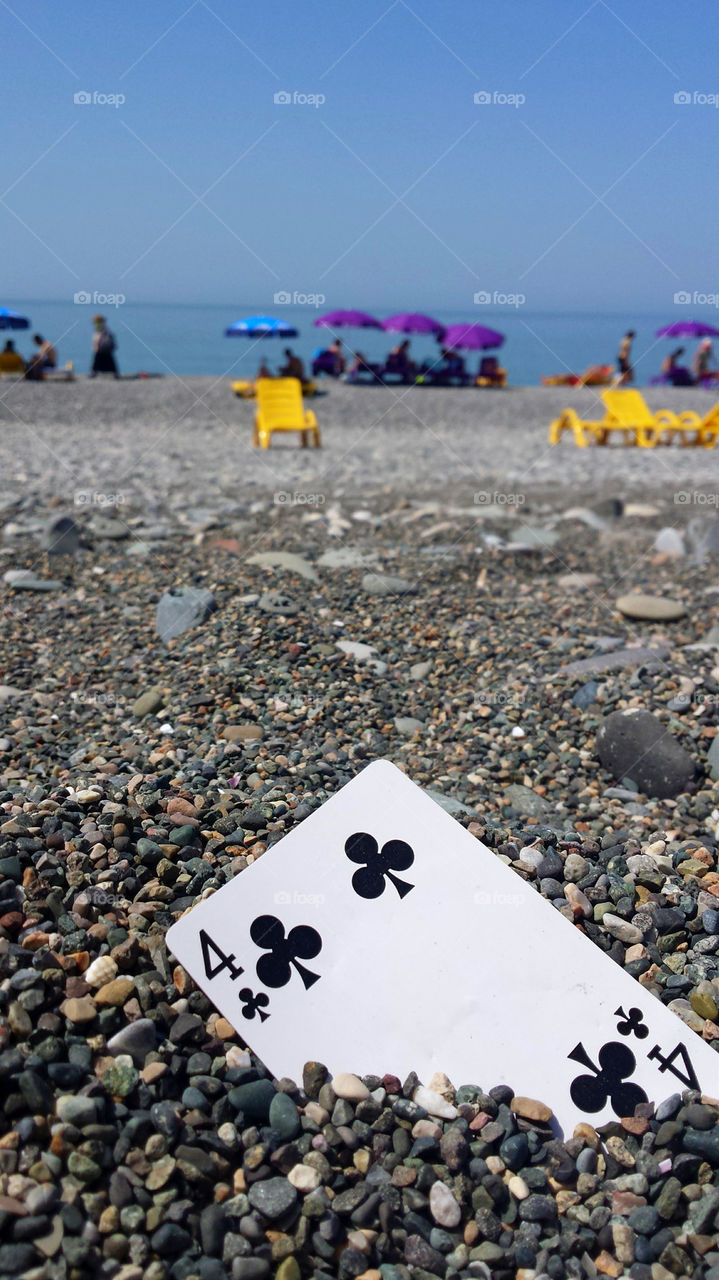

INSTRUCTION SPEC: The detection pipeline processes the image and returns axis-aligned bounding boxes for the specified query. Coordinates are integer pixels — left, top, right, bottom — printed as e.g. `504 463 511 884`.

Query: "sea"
2 300 702 385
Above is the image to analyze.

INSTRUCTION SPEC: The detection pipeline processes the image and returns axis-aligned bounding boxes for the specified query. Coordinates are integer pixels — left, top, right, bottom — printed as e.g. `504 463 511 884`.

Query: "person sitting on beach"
279 348 305 382
256 359 273 379
693 339 718 383
384 339 416 381
0 340 25 374
660 346 693 386
614 330 635 385
25 333 58 381
328 340 345 375
89 315 119 378
346 351 380 383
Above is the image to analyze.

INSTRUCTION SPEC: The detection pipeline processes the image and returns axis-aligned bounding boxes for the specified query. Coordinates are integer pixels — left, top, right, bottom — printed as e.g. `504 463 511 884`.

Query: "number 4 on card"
200 929 244 982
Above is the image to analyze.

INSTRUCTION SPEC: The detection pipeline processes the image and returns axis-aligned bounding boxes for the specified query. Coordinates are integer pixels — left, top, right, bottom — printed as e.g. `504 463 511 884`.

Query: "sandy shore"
1 379 719 513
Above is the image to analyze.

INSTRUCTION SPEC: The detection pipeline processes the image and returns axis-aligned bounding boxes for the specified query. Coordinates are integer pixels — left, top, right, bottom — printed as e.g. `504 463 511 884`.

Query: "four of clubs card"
167 761 718 1131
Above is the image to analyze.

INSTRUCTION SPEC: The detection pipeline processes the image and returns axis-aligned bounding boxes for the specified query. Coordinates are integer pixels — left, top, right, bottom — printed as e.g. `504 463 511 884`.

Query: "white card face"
167 761 719 1132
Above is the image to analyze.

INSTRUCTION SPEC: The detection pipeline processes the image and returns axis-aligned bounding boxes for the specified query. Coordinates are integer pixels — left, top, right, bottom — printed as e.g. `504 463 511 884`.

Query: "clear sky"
1 0 717 313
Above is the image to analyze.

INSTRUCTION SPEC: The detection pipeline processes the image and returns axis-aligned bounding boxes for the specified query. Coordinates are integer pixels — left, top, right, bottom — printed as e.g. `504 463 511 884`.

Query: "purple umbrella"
656 321 719 339
314 309 382 329
442 322 504 350
381 312 444 336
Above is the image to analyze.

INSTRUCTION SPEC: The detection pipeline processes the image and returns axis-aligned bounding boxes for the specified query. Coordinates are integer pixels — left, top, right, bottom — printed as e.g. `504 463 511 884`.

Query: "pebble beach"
1 378 719 1280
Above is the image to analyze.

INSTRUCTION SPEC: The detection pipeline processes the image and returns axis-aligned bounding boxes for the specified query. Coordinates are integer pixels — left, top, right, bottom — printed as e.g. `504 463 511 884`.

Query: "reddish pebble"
469 1111 492 1131
381 1074 401 1095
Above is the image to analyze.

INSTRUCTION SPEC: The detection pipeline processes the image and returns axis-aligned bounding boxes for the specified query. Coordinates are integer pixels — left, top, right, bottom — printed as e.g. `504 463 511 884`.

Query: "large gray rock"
503 784 550 818
596 708 694 798
615 593 686 621
553 644 668 679
361 572 415 596
155 587 215 642
43 514 79 556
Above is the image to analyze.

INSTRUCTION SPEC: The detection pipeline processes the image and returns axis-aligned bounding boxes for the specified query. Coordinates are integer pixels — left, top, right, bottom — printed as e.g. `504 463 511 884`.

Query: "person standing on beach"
89 314 119 378
615 330 635 385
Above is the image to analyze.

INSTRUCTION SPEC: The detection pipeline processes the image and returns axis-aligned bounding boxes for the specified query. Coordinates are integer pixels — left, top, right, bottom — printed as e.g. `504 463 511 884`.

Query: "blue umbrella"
0 306 30 330
225 315 298 338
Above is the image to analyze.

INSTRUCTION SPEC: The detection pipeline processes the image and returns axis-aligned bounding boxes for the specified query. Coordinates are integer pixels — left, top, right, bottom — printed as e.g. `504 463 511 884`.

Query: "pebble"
332 1072 370 1101
361 572 415 595
155 586 215 641
596 708 695 798
413 1085 458 1119
429 1179 461 1228
615 592 686 621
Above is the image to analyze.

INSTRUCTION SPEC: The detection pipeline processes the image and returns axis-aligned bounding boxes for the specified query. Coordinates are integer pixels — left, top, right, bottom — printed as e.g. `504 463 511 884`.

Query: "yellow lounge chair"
253 378 321 449
662 400 719 448
233 378 316 399
549 389 682 448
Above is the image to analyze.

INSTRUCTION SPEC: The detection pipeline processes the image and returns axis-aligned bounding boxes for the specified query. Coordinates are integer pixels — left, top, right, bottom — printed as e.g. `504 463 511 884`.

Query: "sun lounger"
233 378 316 399
661 400 719 448
253 378 320 449
549 389 688 448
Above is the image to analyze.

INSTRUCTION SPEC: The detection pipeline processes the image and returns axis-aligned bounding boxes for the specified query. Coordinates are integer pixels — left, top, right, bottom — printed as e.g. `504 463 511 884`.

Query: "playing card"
167 760 718 1131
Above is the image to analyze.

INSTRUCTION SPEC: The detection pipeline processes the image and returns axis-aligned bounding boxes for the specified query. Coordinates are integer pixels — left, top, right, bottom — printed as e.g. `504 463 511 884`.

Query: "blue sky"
1 0 717 312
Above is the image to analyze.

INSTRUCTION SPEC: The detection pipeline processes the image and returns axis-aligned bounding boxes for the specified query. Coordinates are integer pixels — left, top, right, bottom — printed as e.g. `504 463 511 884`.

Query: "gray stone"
318 547 377 569
268 1092 301 1140
56 1095 98 1126
394 716 423 735
503 784 550 817
248 551 317 581
653 528 685 557
248 1177 297 1220
43 514 79 555
107 1017 156 1064
615 592 686 621
706 735 719 782
133 686 165 717
258 590 296 615
596 708 695 798
553 644 669 679
424 789 475 816
361 572 415 595
155 586 215 642
3 569 62 591
572 681 598 709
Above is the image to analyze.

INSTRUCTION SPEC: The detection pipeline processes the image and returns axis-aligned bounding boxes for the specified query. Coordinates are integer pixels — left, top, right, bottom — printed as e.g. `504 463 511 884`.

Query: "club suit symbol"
250 914 322 990
344 831 415 899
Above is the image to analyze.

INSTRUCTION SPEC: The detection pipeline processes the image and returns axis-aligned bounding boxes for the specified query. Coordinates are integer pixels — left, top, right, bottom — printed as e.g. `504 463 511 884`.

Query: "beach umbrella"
225 315 298 337
381 312 444 336
0 306 30 330
314 309 382 329
442 322 504 350
656 321 719 339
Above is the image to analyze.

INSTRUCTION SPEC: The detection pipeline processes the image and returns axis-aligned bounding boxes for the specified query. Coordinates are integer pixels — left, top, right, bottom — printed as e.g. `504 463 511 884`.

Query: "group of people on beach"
0 334 57 379
0 315 119 380
309 337 500 386
615 329 718 387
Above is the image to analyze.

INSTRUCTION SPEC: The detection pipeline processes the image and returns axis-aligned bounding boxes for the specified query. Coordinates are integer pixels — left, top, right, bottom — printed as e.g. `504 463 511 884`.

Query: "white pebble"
288 1164 321 1192
508 1175 530 1200
413 1085 458 1120
429 1179 461 1228
511 726 525 738
225 1047 251 1070
331 1072 369 1102
428 1071 456 1101
601 913 642 945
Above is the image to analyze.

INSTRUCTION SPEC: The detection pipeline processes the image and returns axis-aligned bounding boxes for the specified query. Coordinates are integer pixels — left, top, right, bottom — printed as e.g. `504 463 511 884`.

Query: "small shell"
84 955 118 988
